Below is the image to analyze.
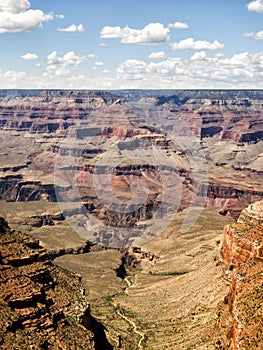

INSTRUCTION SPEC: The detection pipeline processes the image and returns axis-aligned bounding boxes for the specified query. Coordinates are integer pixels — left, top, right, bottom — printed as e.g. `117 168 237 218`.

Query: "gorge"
0 89 262 349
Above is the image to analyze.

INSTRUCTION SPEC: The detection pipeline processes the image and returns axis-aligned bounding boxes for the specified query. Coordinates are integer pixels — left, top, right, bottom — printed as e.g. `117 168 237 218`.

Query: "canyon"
218 200 263 350
0 89 262 348
0 216 96 349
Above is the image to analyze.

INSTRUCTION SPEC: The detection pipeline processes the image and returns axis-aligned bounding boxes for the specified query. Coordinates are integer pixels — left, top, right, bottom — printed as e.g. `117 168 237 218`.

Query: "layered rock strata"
0 216 97 349
220 201 263 350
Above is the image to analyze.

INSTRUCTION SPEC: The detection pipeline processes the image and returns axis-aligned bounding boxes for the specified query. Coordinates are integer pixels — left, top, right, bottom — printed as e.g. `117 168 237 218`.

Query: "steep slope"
0 216 105 350
219 201 263 349
55 208 233 349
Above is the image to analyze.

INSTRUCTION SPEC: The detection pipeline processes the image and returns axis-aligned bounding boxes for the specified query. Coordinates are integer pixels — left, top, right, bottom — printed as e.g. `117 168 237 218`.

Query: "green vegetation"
149 270 188 276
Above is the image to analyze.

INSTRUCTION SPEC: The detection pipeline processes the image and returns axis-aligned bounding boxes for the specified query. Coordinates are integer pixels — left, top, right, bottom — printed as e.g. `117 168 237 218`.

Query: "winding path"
114 303 145 349
114 276 145 349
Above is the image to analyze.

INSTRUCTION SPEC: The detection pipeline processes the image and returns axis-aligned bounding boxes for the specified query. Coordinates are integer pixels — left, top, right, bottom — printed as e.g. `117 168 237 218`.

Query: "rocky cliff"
222 201 263 268
0 89 262 247
0 216 99 349
0 90 122 133
219 201 263 349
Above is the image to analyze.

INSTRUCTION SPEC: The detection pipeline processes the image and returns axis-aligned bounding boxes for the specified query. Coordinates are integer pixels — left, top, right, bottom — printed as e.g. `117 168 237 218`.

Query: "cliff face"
0 216 96 349
0 90 262 248
220 201 263 350
222 201 263 267
0 90 122 133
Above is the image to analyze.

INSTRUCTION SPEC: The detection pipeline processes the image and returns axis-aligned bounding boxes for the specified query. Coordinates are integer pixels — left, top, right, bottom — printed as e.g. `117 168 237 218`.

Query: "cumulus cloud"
57 24 85 32
149 51 166 59
2 51 263 89
191 51 207 61
0 69 27 88
0 0 30 14
0 0 53 33
47 51 86 67
116 51 263 89
100 23 170 44
94 61 104 66
222 52 251 65
117 59 148 79
247 0 263 12
244 30 263 39
88 54 96 58
45 51 85 77
168 22 189 29
21 52 38 60
171 38 224 50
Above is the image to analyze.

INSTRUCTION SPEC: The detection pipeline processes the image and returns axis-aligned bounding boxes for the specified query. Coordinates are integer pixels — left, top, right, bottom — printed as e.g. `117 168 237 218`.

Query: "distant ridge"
1 89 263 100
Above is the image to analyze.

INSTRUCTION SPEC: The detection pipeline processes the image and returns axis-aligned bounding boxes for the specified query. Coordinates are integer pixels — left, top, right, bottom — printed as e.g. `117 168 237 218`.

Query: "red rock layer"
220 201 263 350
0 217 95 349
222 201 263 268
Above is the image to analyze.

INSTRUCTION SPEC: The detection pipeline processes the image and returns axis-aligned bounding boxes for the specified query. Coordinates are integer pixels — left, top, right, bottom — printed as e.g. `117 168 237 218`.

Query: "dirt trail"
114 276 145 349
114 303 145 349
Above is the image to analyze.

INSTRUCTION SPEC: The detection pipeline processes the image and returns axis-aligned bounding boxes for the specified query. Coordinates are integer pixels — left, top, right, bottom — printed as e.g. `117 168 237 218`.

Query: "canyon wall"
0 90 262 247
220 201 263 349
0 216 103 349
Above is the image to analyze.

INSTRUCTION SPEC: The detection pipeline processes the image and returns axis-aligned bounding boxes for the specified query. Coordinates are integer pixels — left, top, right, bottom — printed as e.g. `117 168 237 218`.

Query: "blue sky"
0 0 263 89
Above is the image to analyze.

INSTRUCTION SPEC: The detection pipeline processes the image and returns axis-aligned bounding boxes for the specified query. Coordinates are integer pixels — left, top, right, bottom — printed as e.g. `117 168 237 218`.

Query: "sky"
0 0 263 89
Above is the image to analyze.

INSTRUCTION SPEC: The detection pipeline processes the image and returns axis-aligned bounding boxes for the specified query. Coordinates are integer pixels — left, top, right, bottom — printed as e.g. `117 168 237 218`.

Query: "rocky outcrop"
219 201 263 349
122 246 158 270
0 90 123 133
0 89 263 249
221 201 263 268
202 183 263 219
48 240 104 260
0 216 100 349
0 175 57 202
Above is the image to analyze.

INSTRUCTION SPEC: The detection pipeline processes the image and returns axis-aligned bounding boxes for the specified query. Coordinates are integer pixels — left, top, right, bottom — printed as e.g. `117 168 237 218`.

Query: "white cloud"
47 51 85 67
1 50 263 90
99 43 107 47
247 0 263 12
222 52 251 65
47 51 60 65
57 24 85 32
88 54 96 58
56 14 64 19
115 51 263 89
244 32 254 37
94 61 104 66
244 30 263 39
0 0 53 33
191 51 207 61
146 58 182 75
100 22 170 44
254 31 263 39
168 22 189 29
149 51 166 59
0 0 30 14
117 59 147 79
171 38 224 50
21 52 38 60
45 51 86 78
0 69 27 88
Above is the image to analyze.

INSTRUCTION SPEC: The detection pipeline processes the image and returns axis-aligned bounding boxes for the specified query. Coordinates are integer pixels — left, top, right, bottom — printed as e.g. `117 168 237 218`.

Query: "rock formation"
0 216 98 349
222 201 263 268
0 89 262 247
219 201 263 349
